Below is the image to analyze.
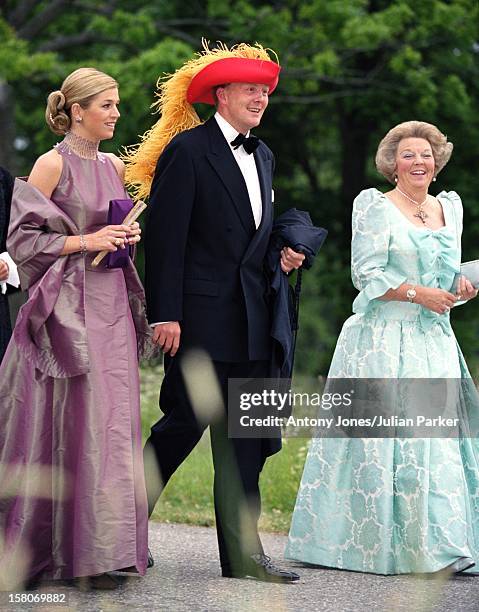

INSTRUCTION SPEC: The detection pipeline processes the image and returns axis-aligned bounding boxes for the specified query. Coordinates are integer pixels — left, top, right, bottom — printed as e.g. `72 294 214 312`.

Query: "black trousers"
0 294 11 364
144 354 269 573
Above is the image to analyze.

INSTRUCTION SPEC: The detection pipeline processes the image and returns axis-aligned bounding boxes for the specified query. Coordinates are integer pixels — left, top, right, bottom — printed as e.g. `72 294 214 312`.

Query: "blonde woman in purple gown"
0 68 151 589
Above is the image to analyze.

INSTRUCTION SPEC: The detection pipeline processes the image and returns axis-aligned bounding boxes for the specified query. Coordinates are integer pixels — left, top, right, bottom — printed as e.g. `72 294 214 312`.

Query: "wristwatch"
406 287 417 303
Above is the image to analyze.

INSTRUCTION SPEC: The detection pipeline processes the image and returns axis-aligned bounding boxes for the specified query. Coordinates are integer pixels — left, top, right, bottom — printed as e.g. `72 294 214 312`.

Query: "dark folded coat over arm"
265 208 328 378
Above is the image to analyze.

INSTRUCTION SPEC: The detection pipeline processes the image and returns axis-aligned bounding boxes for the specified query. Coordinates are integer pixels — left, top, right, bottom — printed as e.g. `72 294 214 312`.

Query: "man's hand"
280 247 305 274
152 322 181 356
0 259 9 282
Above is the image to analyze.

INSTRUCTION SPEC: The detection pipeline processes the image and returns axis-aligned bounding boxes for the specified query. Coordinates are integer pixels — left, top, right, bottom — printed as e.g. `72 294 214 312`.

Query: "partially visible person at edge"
125 41 304 583
286 121 479 575
0 68 152 590
0 166 20 363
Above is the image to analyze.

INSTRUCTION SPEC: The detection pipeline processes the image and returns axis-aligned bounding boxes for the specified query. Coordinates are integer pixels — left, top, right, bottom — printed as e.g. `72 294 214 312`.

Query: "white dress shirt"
0 252 19 295
214 112 263 229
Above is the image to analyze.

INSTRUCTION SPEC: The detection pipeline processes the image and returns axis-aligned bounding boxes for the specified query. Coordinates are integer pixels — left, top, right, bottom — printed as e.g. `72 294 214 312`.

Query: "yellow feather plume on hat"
123 40 277 202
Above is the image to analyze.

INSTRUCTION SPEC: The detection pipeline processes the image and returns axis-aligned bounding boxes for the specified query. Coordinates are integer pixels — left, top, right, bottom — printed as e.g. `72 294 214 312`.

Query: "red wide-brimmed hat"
124 41 280 202
187 57 281 105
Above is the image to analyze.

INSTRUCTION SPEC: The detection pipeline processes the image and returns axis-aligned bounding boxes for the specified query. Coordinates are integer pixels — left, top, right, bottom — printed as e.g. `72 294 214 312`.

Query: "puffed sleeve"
442 190 462 257
351 188 407 313
443 190 468 306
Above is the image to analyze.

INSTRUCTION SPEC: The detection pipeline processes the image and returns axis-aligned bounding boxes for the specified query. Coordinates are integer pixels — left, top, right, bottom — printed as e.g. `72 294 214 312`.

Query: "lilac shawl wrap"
7 179 153 378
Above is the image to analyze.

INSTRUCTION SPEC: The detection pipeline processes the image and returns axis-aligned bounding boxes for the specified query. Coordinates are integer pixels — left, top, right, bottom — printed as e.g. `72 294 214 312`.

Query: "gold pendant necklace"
395 186 428 224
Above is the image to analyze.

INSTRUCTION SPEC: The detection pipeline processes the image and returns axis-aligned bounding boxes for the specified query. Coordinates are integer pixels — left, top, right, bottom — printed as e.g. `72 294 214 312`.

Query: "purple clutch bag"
105 198 134 268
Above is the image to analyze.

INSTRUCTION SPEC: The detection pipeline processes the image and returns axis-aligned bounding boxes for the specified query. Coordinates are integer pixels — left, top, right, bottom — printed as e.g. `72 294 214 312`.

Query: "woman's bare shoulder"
28 149 63 198
104 153 125 181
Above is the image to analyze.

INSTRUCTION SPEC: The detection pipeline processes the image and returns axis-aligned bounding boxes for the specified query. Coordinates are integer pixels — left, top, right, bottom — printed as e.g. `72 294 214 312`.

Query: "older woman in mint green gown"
286 121 479 575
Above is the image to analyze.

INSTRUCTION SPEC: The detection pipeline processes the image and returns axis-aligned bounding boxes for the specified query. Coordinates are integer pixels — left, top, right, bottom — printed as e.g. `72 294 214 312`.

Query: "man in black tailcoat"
126 42 304 582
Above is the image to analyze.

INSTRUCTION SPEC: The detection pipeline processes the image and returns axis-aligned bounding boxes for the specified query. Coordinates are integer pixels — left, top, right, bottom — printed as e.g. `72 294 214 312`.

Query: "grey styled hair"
375 121 453 184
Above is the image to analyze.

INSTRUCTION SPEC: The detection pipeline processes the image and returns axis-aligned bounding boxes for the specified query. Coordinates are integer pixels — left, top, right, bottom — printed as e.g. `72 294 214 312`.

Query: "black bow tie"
230 133 260 154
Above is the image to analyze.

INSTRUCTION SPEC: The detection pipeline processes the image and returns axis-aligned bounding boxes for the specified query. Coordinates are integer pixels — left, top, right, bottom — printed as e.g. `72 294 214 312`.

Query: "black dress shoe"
222 554 300 583
147 548 155 569
25 576 41 591
73 573 125 591
112 565 140 576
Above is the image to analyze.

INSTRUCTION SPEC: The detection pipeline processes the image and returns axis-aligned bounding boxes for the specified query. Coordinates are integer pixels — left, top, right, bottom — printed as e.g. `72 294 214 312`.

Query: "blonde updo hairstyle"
375 121 453 184
45 67 118 135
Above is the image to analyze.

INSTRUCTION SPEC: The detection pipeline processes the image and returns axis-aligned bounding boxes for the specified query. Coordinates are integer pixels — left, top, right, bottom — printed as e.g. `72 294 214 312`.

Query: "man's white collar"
214 112 250 146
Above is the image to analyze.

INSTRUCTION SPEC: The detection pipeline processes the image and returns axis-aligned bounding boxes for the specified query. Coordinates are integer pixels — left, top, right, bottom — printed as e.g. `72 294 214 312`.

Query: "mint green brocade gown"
285 188 479 574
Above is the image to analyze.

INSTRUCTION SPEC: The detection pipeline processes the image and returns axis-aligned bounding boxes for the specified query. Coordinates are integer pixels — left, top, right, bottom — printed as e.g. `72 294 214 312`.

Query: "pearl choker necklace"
59 131 101 160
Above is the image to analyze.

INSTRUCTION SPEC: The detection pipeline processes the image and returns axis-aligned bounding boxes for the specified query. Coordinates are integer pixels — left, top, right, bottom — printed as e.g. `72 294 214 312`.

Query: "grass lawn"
140 363 309 534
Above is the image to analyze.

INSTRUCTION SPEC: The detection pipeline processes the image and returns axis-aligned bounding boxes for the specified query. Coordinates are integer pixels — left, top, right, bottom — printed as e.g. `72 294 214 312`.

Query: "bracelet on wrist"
79 234 87 254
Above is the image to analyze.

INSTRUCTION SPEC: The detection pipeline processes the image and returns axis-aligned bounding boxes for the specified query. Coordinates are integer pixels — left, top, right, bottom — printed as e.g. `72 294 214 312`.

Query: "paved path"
6 522 479 612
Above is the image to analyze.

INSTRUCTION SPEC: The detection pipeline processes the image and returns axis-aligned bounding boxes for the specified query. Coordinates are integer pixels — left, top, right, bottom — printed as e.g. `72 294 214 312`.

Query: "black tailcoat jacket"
0 167 14 363
145 116 274 363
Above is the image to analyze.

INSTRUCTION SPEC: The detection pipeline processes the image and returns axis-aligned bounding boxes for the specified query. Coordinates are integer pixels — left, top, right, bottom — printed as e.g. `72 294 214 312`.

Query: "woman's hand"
0 259 9 282
126 221 141 246
85 224 131 252
415 287 457 314
455 275 478 302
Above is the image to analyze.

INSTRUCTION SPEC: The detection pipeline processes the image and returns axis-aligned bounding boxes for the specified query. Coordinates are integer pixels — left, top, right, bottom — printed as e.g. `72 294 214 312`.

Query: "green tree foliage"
1 0 478 374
